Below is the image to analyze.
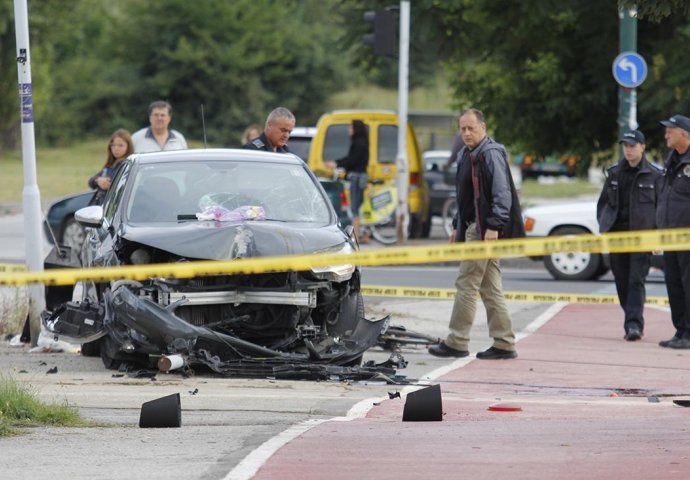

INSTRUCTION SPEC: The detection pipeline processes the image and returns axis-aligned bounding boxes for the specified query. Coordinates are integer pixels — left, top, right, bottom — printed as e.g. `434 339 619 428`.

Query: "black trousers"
609 251 651 334
662 250 690 340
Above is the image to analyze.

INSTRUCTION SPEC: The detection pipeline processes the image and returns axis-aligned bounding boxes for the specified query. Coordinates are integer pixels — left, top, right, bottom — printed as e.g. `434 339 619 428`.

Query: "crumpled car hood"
120 220 347 260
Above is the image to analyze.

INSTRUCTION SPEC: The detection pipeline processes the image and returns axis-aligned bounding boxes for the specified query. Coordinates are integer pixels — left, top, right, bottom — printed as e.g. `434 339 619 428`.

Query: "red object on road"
488 402 522 412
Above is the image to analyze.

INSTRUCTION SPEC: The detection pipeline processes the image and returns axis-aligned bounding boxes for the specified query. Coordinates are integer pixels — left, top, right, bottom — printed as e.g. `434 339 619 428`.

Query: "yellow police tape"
360 285 669 306
0 227 689 287
0 263 27 273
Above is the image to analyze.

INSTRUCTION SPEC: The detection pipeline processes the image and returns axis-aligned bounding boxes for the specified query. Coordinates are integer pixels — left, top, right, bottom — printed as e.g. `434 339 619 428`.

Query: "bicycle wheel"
377 324 441 350
370 215 397 245
442 197 457 237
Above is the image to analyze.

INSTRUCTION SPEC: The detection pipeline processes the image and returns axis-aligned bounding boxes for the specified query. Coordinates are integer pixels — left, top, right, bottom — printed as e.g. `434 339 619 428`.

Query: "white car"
522 201 664 281
522 201 609 280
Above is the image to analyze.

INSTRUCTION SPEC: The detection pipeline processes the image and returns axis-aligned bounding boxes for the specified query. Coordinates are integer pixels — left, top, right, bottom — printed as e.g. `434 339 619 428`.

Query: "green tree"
108 0 352 145
342 0 690 165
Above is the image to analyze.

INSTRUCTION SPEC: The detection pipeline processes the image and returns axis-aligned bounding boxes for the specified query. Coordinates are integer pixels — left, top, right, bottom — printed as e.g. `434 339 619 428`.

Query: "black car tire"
543 226 605 281
80 338 101 357
420 214 432 238
338 291 365 367
408 213 423 238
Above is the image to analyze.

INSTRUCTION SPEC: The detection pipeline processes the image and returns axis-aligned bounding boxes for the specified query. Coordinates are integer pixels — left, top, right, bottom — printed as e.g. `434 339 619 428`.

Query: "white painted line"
222 418 327 480
516 302 568 340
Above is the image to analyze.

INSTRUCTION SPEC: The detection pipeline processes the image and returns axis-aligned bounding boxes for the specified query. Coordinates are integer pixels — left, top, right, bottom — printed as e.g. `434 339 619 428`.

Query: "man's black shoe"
428 342 469 358
668 337 690 349
659 336 681 348
476 346 517 360
624 329 643 342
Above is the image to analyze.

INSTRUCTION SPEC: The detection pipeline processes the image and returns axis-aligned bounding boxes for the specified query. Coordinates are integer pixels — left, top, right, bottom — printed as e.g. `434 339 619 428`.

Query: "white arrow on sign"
619 58 637 83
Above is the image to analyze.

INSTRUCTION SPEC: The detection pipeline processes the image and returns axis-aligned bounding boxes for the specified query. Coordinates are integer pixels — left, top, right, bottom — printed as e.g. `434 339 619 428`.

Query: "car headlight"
311 242 356 282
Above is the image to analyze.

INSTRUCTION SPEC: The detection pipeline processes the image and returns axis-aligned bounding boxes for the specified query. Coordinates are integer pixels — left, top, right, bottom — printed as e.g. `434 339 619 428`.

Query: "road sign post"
614 8 646 148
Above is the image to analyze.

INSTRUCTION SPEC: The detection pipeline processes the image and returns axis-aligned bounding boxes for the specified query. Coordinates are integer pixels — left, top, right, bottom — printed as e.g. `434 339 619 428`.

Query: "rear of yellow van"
308 110 431 238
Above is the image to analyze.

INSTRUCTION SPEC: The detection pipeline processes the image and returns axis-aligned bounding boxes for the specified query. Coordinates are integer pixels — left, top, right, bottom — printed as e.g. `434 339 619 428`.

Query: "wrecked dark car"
43 149 395 379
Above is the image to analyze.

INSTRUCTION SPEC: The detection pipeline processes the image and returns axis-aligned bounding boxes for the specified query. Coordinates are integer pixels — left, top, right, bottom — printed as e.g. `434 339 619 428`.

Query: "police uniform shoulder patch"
251 138 265 149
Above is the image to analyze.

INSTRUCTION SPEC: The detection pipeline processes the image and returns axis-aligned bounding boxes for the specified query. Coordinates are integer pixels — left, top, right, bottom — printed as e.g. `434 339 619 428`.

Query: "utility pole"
395 0 410 243
14 0 46 346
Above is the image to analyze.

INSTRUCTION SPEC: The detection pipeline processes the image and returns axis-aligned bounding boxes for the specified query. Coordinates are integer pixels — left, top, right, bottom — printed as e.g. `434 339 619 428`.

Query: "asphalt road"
0 211 669 480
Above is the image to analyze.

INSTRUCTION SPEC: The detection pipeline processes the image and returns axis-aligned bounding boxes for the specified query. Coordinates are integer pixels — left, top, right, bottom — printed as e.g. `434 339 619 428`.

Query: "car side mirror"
75 205 104 228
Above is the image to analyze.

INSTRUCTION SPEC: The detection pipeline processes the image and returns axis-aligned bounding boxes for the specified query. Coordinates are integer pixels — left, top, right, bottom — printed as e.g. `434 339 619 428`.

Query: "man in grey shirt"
132 100 188 152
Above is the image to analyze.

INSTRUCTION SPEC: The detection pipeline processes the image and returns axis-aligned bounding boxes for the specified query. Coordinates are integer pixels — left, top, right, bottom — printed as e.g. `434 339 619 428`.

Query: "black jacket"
597 155 661 233
243 132 290 153
336 136 369 174
656 147 690 228
453 136 525 242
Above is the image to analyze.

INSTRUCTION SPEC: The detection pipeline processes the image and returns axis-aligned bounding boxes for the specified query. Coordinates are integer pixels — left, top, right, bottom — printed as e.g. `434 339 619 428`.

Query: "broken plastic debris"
46 366 58 374
195 205 265 222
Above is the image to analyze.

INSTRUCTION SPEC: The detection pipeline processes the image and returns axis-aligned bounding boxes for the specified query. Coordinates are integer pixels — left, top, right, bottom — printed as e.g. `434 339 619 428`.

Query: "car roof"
423 150 452 158
129 148 304 166
290 126 317 138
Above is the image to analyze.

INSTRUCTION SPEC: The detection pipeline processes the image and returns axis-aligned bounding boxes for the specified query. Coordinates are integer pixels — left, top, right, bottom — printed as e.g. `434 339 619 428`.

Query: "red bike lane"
249 303 690 480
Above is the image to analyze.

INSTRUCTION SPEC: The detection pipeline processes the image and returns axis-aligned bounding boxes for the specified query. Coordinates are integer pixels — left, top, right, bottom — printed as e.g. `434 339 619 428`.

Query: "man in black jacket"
657 114 690 349
243 107 295 153
597 130 661 341
429 108 524 360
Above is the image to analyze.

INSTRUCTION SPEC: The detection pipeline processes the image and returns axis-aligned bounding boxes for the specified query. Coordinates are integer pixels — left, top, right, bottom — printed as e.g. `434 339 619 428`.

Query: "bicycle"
441 196 457 237
358 179 398 245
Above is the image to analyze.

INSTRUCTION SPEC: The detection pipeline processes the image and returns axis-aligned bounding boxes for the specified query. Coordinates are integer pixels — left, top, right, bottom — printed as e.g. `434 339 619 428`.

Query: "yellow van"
308 110 431 238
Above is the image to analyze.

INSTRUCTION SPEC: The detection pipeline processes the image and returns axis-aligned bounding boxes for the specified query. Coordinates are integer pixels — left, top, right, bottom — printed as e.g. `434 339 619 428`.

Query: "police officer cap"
659 114 690 133
618 130 645 145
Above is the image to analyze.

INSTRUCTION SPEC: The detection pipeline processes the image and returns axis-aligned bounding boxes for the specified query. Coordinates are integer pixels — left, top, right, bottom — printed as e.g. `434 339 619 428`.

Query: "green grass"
1 140 105 203
0 374 92 436
326 81 453 112
520 178 601 201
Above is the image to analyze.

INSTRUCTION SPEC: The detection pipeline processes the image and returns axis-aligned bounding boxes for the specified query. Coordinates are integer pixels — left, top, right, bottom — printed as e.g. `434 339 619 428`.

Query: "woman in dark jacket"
336 120 369 242
88 129 133 205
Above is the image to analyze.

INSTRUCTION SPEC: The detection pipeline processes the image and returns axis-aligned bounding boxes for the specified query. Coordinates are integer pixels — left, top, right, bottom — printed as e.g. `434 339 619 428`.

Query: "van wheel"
420 215 432 238
408 214 423 238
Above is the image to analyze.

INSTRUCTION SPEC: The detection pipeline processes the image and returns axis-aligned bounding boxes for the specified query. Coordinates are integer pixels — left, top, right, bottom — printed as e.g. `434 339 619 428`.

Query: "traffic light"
362 9 396 57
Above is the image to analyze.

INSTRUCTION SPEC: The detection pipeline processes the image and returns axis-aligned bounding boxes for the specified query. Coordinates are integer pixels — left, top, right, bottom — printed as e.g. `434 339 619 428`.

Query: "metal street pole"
618 7 638 140
14 0 46 346
395 0 410 243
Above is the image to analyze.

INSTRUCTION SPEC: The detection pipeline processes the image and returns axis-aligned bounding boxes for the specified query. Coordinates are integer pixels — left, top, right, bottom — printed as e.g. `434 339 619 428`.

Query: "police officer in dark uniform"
243 107 295 153
597 129 662 341
657 114 690 349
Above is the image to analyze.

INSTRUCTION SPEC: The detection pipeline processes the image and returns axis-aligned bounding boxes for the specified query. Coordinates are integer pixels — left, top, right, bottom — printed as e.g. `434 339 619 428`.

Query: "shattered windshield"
125 159 332 224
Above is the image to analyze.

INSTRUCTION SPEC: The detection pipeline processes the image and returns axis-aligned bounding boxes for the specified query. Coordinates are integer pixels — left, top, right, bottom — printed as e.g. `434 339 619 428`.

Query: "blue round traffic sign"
612 52 648 88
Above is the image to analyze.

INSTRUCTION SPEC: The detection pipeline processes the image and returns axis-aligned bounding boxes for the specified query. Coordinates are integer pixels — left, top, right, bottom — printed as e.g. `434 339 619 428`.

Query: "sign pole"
617 7 638 141
395 0 410 243
14 0 46 346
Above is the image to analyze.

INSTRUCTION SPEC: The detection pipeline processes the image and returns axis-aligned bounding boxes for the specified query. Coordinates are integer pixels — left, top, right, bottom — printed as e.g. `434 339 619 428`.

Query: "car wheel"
61 216 86 252
408 213 423 238
420 214 432 238
333 291 364 367
543 226 604 280
80 338 101 357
